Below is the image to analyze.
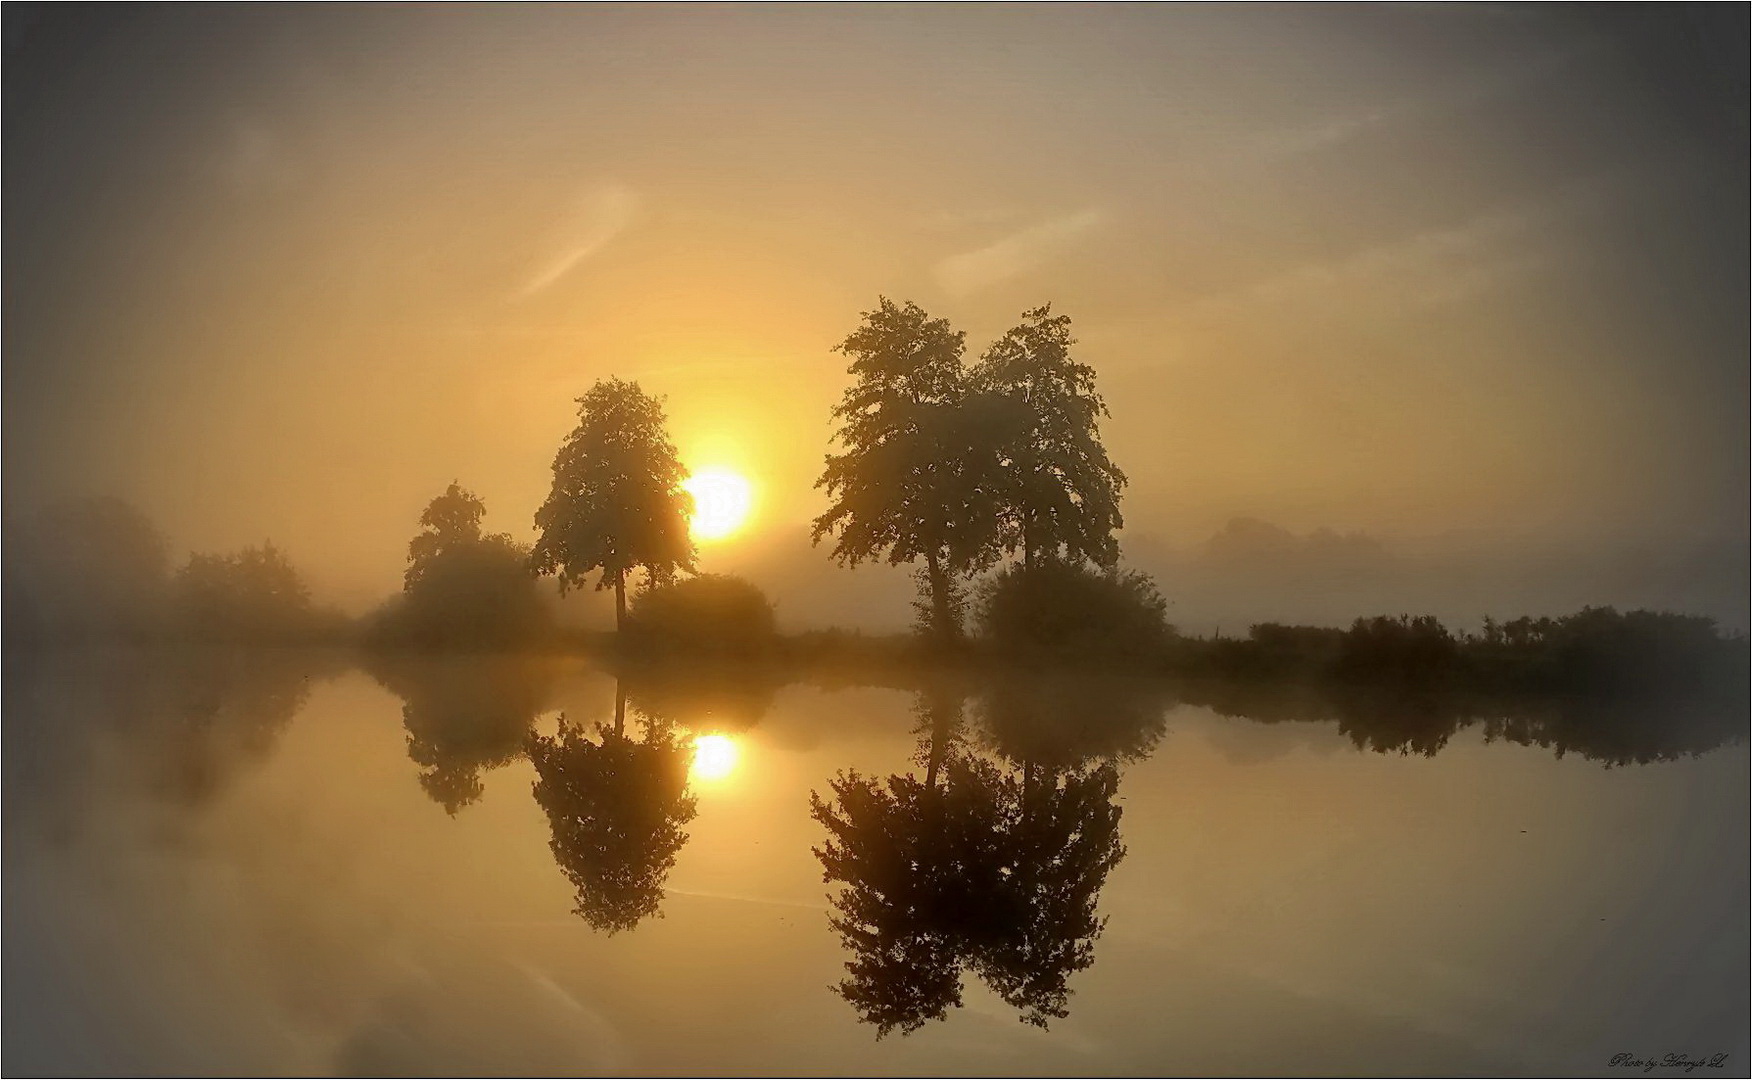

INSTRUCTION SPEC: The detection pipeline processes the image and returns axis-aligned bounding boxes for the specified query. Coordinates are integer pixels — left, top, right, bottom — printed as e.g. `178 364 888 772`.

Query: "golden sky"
5 7 1746 623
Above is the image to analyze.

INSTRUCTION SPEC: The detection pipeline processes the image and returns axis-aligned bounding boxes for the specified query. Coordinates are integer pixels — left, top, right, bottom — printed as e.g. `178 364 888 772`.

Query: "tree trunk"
613 567 626 634
613 678 626 737
923 689 956 792
924 548 955 642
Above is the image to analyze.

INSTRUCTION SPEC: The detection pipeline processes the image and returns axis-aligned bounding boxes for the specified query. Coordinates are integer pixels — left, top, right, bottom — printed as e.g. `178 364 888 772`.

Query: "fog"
6 6 1746 631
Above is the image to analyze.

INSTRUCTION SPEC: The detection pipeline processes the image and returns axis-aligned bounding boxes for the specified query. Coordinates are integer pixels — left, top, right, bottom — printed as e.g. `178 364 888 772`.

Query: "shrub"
973 561 1171 667
627 574 777 655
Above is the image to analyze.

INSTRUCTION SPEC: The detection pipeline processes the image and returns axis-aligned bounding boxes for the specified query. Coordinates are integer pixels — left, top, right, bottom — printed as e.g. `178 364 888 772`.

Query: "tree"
373 482 551 650
4 496 171 642
531 379 696 632
526 684 699 933
813 298 1006 642
974 305 1126 570
172 542 314 641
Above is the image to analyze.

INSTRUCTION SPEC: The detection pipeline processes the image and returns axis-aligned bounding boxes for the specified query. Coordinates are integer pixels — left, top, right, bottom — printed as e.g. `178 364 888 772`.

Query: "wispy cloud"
934 208 1106 296
519 182 639 297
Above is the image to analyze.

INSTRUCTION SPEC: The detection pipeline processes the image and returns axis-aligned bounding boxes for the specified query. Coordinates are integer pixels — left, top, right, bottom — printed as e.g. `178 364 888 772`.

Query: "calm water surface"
5 651 1746 1076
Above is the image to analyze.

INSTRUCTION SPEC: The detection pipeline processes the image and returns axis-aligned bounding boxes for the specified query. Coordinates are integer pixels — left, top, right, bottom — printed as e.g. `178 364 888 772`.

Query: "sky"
5 5 1747 629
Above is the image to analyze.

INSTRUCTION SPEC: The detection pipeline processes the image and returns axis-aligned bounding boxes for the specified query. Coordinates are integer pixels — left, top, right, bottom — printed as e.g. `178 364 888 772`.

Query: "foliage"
972 672 1171 770
526 712 699 933
1334 614 1459 684
973 305 1126 569
171 542 323 642
974 561 1171 666
369 482 551 651
367 656 557 815
813 298 1006 641
626 573 777 655
532 379 696 625
3 496 171 642
1173 606 1748 765
809 693 1124 1036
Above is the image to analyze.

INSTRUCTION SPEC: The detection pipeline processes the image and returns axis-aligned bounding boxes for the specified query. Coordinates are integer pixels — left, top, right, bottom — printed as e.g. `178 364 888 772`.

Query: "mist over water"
5 6 1747 1077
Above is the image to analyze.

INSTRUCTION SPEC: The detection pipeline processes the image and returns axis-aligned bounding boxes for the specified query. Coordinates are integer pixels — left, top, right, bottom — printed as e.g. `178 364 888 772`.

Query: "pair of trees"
813 299 1126 642
810 686 1127 1036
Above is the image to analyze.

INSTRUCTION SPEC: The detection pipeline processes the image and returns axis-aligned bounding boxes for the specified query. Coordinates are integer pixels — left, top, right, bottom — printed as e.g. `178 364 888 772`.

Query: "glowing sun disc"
683 467 753 541
691 734 740 782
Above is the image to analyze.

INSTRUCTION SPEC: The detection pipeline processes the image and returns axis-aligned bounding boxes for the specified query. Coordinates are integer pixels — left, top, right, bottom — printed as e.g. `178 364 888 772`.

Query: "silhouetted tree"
974 305 1126 570
813 299 1006 643
531 379 696 633
370 482 551 650
526 687 699 933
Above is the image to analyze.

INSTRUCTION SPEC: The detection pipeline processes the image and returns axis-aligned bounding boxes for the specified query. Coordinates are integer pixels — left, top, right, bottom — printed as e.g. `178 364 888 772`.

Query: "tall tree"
813 298 1005 641
532 379 695 632
974 305 1126 570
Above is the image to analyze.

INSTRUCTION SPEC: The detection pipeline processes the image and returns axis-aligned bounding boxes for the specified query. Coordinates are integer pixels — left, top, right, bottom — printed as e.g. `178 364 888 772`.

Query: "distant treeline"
3 497 348 647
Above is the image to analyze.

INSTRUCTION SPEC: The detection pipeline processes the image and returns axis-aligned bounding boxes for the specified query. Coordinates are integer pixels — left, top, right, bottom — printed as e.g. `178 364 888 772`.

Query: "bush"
627 574 777 655
366 534 551 651
973 561 1171 667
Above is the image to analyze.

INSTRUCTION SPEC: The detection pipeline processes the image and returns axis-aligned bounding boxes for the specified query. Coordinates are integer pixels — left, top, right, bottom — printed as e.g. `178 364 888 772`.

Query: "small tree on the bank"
532 379 695 632
974 305 1125 570
377 482 549 649
813 298 1005 642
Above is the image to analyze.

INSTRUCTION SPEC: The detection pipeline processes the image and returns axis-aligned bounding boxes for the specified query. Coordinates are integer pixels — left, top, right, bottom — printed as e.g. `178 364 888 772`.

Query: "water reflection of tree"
1187 674 1742 766
367 657 556 815
5 647 338 838
811 684 1125 1037
526 684 699 934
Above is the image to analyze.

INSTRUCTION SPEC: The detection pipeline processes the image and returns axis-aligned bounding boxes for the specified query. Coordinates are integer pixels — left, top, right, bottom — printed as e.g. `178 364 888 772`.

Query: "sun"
682 467 754 541
690 734 740 783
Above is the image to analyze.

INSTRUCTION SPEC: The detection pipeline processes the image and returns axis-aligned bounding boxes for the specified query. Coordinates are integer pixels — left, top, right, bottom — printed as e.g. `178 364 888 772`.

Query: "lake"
4 649 1746 1076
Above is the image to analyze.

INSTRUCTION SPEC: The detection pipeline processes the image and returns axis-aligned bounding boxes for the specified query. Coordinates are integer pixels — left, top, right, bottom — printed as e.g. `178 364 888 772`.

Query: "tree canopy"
809 689 1125 1036
526 696 699 933
532 379 695 629
813 298 1006 641
974 305 1125 570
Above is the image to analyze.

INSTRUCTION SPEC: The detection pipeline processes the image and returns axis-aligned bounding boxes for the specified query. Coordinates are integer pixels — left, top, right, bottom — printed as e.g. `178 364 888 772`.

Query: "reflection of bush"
621 658 780 733
626 574 777 656
975 562 1171 667
971 673 1170 770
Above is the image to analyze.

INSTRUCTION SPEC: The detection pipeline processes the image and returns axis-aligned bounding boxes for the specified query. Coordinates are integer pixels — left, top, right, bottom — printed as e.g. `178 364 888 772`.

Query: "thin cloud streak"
934 208 1107 296
519 183 639 298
